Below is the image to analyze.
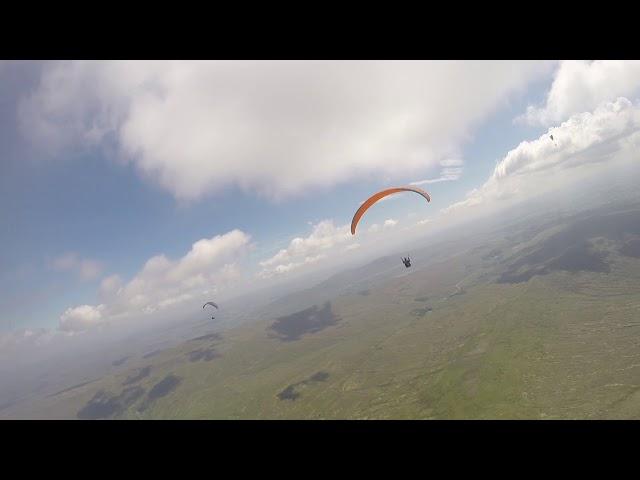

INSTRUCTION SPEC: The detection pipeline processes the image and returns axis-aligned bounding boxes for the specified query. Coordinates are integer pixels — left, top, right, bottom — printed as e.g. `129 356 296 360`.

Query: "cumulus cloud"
446 97 640 216
51 253 103 280
99 274 123 301
383 218 398 228
262 254 327 278
18 61 549 201
344 243 361 252
0 327 57 353
59 304 106 332
59 229 250 332
257 214 415 280
519 60 640 126
258 220 352 278
367 218 398 233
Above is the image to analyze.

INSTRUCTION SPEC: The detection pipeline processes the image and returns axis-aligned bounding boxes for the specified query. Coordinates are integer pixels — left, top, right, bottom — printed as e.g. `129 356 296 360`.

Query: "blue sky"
2 60 639 335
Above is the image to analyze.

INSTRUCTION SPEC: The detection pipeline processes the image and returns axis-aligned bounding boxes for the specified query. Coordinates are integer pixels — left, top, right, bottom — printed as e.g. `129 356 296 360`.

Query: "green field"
7 205 640 419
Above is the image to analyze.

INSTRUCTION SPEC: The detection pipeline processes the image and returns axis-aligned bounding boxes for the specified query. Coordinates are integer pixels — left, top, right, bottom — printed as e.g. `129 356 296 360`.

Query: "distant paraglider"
351 186 431 235
550 134 554 141
402 257 412 268
203 301 219 320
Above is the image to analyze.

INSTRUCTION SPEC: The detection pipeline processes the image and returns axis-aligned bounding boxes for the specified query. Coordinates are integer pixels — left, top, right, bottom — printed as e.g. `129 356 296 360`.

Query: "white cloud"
99 274 123 301
383 218 398 229
19 61 549 201
446 97 640 216
59 304 106 332
410 173 459 186
411 158 463 186
416 218 431 226
51 253 103 280
519 60 640 126
257 214 420 280
0 327 57 352
115 230 249 312
258 220 352 278
59 229 250 332
262 254 327 278
344 243 361 252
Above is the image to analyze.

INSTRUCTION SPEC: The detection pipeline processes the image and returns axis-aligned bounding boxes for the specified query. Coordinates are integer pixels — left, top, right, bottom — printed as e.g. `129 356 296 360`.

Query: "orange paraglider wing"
350 186 431 235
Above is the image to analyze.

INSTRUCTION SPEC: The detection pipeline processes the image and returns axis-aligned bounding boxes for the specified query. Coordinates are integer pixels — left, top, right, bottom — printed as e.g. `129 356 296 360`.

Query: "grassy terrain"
6 205 640 419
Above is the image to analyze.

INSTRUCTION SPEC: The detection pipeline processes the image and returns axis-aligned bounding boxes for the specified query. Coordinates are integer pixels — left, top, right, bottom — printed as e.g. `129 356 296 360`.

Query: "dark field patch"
414 296 429 302
497 267 546 284
112 356 129 366
189 333 222 342
277 385 300 401
411 307 433 317
119 386 146 407
358 289 370 296
137 375 182 413
309 371 330 382
77 386 145 420
77 390 119 419
147 375 181 402
187 347 220 362
620 238 640 258
277 371 330 401
143 349 163 359
493 208 640 284
498 241 610 284
547 244 610 273
269 302 340 342
499 210 640 279
122 366 151 386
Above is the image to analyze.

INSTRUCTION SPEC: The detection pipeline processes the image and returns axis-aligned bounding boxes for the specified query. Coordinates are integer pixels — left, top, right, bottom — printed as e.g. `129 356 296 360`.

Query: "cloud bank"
447 97 640 216
520 60 640 126
258 220 352 278
59 304 106 332
18 60 549 201
59 229 251 332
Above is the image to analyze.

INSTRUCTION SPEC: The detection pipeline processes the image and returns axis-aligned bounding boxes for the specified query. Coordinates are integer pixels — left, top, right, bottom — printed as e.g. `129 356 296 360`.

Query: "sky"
2 60 640 340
